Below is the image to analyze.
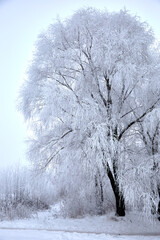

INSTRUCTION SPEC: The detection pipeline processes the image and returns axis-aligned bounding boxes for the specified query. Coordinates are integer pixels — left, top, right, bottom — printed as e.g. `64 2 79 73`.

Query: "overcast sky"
0 0 160 167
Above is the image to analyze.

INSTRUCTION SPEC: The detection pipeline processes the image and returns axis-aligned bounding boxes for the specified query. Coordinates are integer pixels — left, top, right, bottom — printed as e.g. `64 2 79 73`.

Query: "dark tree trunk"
114 187 125 216
99 179 104 203
106 162 125 216
158 203 160 221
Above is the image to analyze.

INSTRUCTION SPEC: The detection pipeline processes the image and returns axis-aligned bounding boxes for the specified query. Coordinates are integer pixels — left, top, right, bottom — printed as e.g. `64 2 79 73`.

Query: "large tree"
19 8 160 216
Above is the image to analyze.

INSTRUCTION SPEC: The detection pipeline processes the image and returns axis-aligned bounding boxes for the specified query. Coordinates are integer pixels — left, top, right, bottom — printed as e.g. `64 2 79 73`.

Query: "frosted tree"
19 8 160 216
138 110 160 219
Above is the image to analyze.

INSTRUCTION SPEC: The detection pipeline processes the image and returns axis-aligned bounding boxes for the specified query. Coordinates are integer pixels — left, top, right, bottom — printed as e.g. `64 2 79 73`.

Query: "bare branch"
118 98 160 141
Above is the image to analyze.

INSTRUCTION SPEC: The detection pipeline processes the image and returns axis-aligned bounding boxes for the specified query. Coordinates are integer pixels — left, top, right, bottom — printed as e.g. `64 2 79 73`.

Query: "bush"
0 166 55 220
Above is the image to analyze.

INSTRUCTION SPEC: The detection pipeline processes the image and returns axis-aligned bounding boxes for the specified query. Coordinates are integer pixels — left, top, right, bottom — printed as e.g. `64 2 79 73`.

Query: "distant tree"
19 8 160 217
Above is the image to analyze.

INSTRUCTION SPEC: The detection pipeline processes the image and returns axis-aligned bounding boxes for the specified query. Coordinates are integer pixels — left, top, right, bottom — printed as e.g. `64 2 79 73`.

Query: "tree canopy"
19 8 160 217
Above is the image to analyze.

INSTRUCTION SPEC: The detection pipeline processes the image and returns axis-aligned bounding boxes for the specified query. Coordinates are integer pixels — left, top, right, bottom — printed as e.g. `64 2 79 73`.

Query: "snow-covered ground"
0 229 160 240
0 204 160 239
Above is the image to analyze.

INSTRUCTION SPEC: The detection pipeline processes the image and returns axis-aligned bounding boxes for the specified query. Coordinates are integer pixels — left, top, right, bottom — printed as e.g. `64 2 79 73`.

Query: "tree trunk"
95 171 104 215
157 203 160 221
114 187 125 216
106 162 125 216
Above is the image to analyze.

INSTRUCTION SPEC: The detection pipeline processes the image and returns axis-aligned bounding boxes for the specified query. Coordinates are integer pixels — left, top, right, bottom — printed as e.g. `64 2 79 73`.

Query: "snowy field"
0 204 160 239
0 229 160 240
0 204 160 235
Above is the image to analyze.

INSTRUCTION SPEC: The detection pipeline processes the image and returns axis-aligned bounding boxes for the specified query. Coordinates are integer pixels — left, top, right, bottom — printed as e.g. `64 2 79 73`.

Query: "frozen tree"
19 8 160 216
138 110 160 219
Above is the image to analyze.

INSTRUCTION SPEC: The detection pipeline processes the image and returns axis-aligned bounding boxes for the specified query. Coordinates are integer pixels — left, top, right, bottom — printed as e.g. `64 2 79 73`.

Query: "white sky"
0 0 160 167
